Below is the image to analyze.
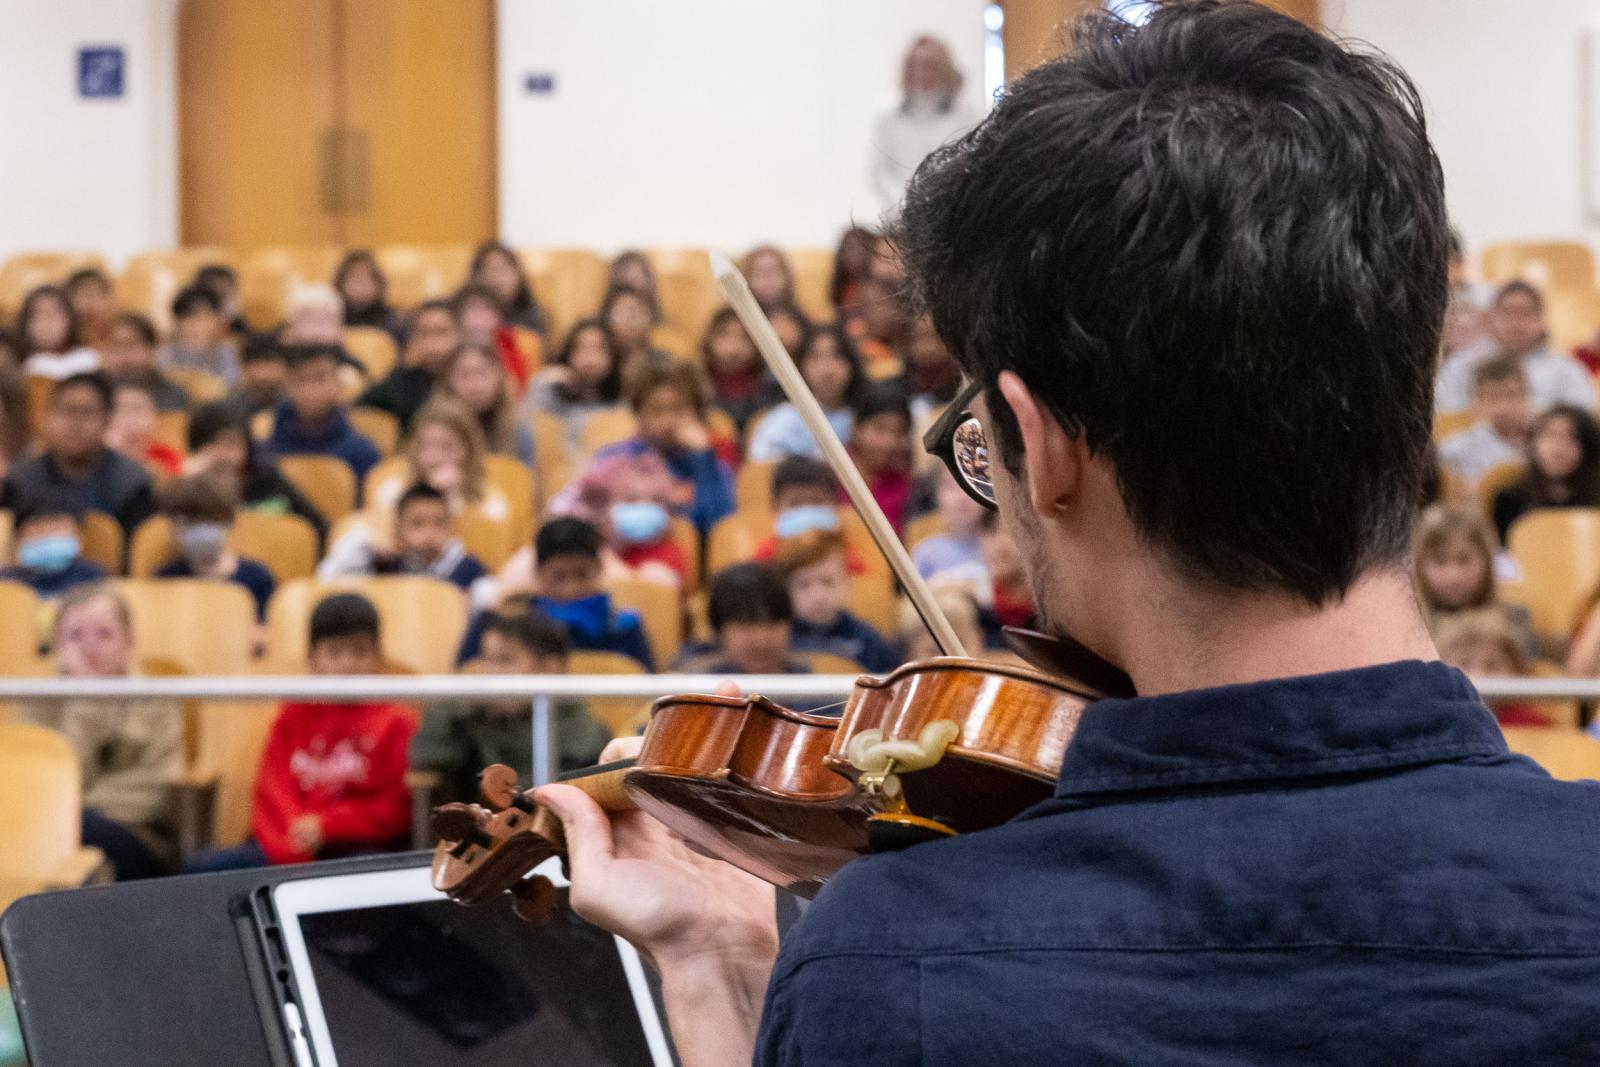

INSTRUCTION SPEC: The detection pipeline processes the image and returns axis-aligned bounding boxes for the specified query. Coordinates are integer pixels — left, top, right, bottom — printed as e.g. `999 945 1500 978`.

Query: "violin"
431 253 1132 913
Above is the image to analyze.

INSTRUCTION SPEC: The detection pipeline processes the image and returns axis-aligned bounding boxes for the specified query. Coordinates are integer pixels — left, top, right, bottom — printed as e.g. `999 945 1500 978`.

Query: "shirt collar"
1055 660 1505 798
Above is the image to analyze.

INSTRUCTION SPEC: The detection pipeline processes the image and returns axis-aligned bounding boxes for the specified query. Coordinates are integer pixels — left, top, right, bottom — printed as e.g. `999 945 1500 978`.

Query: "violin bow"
710 251 969 658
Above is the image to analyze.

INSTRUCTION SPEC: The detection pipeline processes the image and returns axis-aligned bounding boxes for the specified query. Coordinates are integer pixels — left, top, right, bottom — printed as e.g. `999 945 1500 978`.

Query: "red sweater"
251 701 418 864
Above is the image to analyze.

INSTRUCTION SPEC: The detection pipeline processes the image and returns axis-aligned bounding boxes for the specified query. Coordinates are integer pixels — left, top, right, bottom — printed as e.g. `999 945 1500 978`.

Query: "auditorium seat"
177 699 280 852
79 511 125 574
343 326 399 381
1480 241 1595 292
520 247 609 341
349 404 401 457
0 251 107 320
239 246 343 328
116 248 234 333
115 579 258 675
130 513 320 583
608 577 683 669
0 721 110 978
579 408 638 455
375 244 473 309
847 574 898 638
567 649 651 737
668 516 702 592
264 576 468 674
904 512 949 551
0 581 48 677
787 248 836 322
1501 726 1600 780
645 247 720 338
804 651 868 677
457 506 518 571
152 410 189 454
707 512 764 575
1432 409 1476 442
485 454 538 545
528 412 572 514
1476 461 1526 520
736 460 778 518
1506 508 1600 644
1544 285 1600 351
165 367 228 405
277 455 358 525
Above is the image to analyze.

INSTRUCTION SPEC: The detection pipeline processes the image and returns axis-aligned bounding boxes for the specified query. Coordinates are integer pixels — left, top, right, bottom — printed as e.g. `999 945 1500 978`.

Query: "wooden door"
178 0 495 251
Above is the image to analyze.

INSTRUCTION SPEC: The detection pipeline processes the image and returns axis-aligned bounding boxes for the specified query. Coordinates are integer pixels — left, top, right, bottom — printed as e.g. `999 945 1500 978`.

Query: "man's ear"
995 370 1080 518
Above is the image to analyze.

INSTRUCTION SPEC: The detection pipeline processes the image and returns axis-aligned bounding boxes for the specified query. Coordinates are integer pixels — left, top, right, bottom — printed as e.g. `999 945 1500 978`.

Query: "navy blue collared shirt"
755 661 1600 1065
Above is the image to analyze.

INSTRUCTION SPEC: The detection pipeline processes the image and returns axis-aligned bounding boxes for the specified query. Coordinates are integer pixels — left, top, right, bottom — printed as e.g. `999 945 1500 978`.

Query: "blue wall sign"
78 46 126 99
524 72 556 95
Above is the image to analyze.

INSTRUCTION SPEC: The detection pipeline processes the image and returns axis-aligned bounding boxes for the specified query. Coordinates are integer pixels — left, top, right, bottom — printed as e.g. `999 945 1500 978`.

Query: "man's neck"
1115 568 1436 697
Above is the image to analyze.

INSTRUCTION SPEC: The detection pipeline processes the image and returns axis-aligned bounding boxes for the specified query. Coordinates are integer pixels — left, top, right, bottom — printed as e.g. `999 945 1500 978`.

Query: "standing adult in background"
540 3 1600 1063
869 36 983 216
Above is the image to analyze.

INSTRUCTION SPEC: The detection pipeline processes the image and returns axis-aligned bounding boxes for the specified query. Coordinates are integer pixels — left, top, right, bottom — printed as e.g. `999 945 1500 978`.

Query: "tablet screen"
273 865 672 1067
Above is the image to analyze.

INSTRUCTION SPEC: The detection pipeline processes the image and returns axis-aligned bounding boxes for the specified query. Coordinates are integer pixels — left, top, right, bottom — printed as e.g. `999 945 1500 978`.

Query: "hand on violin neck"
536 723 775 1067
534 728 777 964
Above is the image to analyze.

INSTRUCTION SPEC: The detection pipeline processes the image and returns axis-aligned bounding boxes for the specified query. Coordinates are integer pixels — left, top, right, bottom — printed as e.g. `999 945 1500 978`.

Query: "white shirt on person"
870 96 983 214
1437 422 1523 487
1435 341 1595 415
23 347 100 381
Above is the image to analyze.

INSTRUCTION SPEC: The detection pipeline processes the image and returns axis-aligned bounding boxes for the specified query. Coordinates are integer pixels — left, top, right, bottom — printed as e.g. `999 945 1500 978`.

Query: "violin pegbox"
428 767 564 910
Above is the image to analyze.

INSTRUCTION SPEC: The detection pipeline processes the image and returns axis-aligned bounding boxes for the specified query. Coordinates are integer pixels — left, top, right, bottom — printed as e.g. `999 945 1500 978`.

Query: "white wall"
0 0 178 267
496 0 991 253
1327 0 1600 257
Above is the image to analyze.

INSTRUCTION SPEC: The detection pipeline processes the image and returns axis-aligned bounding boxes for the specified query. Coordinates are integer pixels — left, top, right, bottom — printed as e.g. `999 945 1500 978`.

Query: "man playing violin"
538 2 1600 1062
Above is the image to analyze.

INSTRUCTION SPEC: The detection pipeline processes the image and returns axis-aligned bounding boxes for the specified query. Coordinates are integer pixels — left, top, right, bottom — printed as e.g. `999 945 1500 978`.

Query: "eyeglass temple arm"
710 251 969 659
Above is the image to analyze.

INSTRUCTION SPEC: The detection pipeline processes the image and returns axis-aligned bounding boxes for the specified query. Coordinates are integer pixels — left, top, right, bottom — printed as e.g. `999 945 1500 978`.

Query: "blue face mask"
774 505 839 539
18 534 80 574
610 500 670 545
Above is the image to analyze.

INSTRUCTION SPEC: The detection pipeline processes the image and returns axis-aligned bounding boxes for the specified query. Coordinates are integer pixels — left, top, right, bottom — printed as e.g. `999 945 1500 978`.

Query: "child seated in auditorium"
525 318 626 448
319 482 489 595
0 491 105 600
413 610 610 804
229 335 289 416
22 584 183 879
701 307 781 435
747 326 867 462
459 517 654 668
850 383 914 534
65 267 117 348
17 285 98 381
912 470 990 592
898 585 987 663
453 284 538 392
185 401 327 544
106 379 184 477
675 562 812 677
1433 609 1548 728
185 593 418 871
266 344 382 485
436 341 537 465
774 530 899 673
159 283 239 385
101 312 190 411
546 450 690 588
1411 504 1536 658
752 456 866 573
979 509 1035 646
367 398 511 522
602 284 668 375
155 474 277 622
587 356 735 534
357 299 459 429
1438 356 1529 491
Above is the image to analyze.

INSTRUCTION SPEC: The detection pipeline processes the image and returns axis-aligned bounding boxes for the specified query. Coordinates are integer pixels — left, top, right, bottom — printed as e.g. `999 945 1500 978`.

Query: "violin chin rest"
865 812 958 853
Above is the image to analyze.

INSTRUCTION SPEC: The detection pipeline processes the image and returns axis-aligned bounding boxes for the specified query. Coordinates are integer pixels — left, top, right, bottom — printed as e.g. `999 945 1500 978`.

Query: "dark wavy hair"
895 0 1448 604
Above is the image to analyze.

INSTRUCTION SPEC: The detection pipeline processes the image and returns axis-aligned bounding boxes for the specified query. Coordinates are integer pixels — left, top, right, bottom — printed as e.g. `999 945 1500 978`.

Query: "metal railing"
0 674 861 786
0 673 1587 784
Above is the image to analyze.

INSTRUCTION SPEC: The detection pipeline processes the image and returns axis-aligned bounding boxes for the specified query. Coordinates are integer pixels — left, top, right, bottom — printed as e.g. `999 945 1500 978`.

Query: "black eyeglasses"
922 378 996 510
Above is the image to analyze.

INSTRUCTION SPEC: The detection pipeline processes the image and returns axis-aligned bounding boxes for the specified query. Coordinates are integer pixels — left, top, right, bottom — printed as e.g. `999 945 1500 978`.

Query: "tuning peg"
431 803 493 850
480 764 536 813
